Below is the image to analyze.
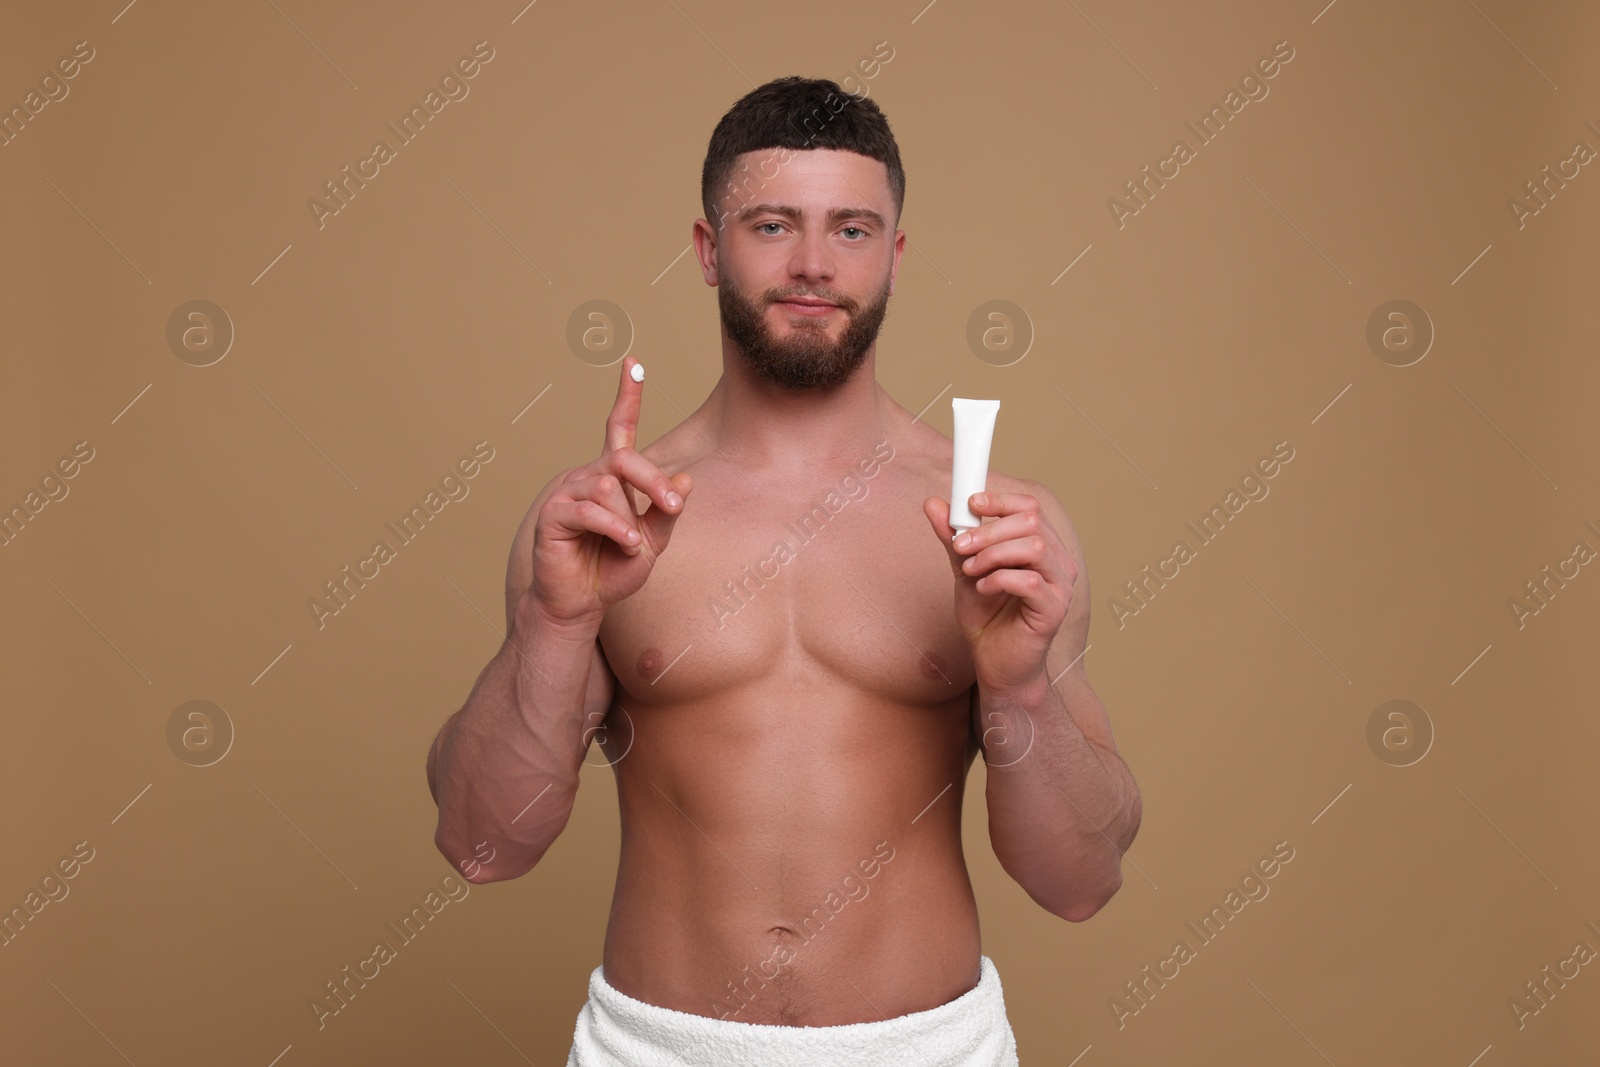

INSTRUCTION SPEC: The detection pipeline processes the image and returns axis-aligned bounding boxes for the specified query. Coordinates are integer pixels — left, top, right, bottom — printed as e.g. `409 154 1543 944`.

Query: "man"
427 76 1140 1064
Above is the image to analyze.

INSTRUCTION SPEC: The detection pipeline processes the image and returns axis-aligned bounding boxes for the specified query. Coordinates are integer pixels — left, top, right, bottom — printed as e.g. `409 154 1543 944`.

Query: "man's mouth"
776 297 841 315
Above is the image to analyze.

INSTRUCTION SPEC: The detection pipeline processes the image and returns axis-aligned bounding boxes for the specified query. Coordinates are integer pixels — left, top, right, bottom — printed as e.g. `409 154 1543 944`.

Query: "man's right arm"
427 477 617 884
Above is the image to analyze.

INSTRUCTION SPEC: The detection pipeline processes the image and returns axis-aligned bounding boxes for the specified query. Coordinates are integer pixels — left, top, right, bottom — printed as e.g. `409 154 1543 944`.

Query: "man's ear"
694 216 721 286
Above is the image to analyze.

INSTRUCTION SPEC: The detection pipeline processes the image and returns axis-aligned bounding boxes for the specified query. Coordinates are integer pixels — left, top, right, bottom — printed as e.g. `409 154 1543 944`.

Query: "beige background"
3 0 1597 1063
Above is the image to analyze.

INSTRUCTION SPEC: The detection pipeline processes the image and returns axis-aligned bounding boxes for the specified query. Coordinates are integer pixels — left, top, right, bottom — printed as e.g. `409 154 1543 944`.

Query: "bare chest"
598 466 975 709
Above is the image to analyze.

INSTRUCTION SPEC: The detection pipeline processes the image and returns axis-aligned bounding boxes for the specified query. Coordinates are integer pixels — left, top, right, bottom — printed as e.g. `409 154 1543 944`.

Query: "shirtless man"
427 76 1140 1064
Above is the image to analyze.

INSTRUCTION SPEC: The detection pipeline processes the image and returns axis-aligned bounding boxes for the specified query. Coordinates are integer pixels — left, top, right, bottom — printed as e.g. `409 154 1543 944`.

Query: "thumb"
923 495 965 575
638 471 693 553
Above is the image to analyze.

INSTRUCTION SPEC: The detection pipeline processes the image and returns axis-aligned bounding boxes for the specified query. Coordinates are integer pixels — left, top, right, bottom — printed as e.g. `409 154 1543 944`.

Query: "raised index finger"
604 356 645 455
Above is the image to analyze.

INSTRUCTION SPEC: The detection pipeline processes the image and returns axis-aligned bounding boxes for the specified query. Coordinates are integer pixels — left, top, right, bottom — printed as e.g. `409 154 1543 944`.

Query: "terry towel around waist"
567 954 1020 1066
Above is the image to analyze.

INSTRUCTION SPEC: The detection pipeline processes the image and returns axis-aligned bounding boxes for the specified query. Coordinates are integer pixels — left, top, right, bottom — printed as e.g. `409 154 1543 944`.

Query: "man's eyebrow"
736 203 888 230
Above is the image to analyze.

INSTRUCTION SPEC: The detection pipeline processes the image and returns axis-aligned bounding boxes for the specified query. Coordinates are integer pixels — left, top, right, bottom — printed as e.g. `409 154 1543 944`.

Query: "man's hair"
701 76 905 232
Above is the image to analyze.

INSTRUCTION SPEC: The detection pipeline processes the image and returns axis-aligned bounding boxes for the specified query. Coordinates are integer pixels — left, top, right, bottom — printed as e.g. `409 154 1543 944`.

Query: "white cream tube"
950 398 1000 536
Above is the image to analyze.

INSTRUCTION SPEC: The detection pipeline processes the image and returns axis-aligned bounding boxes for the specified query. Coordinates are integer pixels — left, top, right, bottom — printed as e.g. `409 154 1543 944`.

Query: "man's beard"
718 276 891 390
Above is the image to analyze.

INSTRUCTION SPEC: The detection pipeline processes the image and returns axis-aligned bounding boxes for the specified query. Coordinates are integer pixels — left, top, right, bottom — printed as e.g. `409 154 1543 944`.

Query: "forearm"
977 672 1140 920
430 603 599 882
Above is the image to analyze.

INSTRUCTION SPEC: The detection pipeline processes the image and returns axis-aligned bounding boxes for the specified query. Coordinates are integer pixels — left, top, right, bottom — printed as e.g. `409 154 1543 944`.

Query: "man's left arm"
926 479 1141 922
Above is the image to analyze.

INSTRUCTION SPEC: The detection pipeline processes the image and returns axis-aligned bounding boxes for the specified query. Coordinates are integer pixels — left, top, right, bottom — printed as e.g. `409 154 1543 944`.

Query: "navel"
636 646 665 682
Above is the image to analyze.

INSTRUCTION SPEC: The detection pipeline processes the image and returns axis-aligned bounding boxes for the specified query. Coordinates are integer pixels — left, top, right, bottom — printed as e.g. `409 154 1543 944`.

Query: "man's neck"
698 346 895 475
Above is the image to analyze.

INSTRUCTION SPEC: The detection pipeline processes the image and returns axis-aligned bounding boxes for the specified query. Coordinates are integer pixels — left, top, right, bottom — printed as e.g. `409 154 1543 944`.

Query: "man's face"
699 148 904 391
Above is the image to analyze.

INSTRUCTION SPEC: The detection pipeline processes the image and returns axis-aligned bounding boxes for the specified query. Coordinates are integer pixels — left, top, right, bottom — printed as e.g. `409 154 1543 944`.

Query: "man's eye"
842 227 867 239
759 222 784 234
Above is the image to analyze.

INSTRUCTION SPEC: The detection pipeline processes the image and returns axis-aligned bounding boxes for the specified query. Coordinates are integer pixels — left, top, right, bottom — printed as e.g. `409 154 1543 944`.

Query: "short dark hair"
701 76 905 232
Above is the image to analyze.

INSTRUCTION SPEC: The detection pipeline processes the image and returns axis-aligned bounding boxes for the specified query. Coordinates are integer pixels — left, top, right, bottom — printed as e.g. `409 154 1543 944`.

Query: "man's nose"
788 228 836 282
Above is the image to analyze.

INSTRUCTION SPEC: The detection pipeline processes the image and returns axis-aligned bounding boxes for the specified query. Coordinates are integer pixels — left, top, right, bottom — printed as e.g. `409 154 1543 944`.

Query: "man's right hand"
521 356 692 631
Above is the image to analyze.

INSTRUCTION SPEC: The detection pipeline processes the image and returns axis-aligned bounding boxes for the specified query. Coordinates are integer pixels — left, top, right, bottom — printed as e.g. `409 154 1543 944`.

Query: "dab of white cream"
630 362 645 383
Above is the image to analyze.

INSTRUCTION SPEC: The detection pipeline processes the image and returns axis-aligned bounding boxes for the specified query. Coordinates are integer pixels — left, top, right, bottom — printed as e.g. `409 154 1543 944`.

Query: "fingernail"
627 529 640 543
630 362 646 383
666 491 682 508
972 493 987 507
954 531 972 550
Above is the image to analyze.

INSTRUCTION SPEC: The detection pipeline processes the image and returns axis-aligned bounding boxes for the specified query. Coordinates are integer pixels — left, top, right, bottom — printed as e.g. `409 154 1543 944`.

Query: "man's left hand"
923 490 1077 695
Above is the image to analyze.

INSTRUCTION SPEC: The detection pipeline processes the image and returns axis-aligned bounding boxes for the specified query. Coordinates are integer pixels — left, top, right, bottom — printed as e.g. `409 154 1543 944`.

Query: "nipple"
636 646 665 682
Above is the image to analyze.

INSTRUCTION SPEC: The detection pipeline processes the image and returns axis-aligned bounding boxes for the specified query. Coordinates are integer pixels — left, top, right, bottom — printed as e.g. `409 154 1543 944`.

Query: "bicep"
1031 480 1121 754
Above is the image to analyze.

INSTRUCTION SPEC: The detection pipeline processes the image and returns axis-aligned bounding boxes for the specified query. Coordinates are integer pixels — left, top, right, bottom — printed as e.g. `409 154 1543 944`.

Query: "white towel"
566 954 1020 1066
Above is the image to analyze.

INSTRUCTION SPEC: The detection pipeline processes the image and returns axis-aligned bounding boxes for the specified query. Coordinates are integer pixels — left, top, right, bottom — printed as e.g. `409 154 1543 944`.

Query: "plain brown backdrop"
3 0 1597 1063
